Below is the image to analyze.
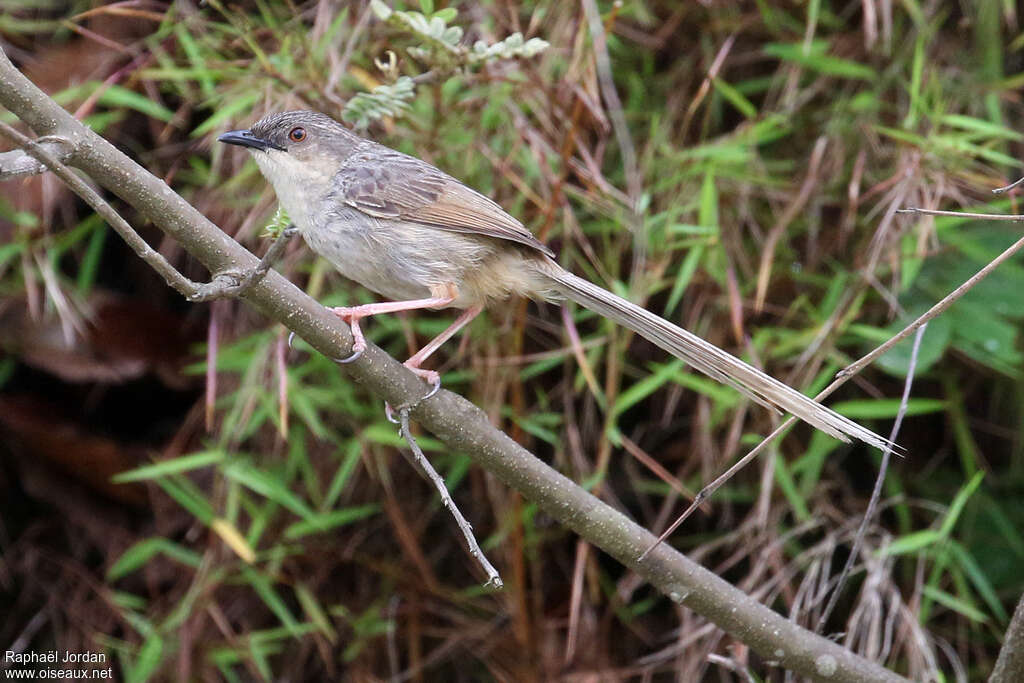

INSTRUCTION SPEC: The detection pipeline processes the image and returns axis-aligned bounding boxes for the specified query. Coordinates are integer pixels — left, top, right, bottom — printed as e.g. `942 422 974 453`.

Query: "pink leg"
404 305 484 380
384 306 484 423
332 295 455 361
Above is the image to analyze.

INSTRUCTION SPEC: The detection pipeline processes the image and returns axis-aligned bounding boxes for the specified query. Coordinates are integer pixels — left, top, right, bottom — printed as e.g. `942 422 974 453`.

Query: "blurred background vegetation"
1 1 1022 680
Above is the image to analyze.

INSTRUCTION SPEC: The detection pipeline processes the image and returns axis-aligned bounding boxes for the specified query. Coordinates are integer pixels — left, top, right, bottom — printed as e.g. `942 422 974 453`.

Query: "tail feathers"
538 261 894 451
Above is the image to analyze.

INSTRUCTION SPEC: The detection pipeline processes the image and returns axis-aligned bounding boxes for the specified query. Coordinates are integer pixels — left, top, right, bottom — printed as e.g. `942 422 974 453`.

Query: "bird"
218 110 893 451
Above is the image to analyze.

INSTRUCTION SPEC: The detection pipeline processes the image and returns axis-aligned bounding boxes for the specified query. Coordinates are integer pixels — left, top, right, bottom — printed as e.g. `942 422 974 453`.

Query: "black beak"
217 129 284 152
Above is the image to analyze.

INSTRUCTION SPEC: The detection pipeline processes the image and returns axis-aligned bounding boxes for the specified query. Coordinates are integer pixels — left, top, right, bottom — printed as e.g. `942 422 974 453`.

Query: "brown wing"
334 147 554 257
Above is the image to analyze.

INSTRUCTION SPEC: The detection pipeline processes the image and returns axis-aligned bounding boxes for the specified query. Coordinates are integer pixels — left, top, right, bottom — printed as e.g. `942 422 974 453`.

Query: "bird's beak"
217 129 284 152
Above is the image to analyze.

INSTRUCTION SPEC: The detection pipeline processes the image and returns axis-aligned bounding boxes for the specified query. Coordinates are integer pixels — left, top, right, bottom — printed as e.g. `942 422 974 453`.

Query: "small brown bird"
219 111 892 450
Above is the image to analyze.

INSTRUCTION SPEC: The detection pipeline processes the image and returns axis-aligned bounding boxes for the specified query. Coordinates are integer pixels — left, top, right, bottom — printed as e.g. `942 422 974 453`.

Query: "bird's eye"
288 127 306 143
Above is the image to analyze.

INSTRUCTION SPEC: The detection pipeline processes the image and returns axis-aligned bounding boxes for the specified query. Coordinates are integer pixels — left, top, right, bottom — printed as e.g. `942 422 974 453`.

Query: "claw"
334 346 363 364
384 368 443 423
288 329 362 364
421 373 442 401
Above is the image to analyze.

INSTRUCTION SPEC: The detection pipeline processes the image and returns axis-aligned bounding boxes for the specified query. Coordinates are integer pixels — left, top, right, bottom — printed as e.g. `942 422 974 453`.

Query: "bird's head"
218 110 360 192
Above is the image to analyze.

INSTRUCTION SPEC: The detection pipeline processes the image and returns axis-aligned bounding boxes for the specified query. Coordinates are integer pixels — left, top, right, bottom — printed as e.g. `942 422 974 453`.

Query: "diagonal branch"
0 137 72 180
0 46 907 683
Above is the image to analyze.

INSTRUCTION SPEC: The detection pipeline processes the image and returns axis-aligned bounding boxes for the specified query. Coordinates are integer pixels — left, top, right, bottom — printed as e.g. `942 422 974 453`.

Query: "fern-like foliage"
341 1 549 128
342 76 416 130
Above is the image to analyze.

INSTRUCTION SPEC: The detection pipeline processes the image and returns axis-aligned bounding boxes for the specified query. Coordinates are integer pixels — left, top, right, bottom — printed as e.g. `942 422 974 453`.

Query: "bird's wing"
334 147 554 257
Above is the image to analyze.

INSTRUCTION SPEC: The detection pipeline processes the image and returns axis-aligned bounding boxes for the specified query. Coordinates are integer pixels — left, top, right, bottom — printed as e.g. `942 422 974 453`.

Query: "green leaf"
920 585 988 623
370 0 392 20
192 91 261 137
433 7 457 23
283 504 380 538
342 76 417 129
363 422 444 450
323 440 363 509
763 42 876 80
222 460 316 520
610 360 684 421
113 450 225 483
880 529 942 556
938 471 985 538
126 633 164 683
664 244 704 317
947 541 1008 622
829 398 946 419
288 388 329 439
241 567 301 634
940 114 1023 141
774 455 810 521
97 84 175 122
295 582 337 642
76 220 108 295
712 78 757 118
155 476 216 524
108 538 202 580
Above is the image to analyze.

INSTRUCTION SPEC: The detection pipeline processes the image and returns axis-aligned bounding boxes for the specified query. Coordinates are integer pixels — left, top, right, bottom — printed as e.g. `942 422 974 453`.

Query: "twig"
843 209 1024 377
992 175 1024 195
642 203 1024 559
0 118 298 305
815 324 927 633
0 137 72 180
895 207 1024 222
0 121 202 297
187 225 297 301
397 408 502 588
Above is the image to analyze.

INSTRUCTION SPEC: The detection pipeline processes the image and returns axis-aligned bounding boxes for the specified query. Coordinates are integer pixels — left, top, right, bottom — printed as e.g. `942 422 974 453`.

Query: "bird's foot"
330 306 369 363
385 362 442 424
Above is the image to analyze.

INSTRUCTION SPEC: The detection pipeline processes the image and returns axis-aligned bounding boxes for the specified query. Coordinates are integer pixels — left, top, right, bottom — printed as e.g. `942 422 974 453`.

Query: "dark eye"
288 127 306 142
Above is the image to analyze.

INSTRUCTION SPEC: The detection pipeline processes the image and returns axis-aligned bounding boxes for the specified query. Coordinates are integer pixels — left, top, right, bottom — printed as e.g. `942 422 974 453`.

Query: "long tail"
537 260 893 451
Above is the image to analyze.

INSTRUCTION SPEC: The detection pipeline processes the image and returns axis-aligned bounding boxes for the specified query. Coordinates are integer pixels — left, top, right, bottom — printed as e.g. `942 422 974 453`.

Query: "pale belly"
298 206 513 306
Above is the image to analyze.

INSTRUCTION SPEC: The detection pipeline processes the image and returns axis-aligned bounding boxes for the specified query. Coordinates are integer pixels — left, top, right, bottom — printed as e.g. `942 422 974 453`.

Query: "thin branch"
991 175 1024 195
842 210 1024 378
0 46 907 683
815 324 927 633
0 120 295 306
398 408 502 588
0 121 203 298
0 138 71 180
188 225 298 301
643 203 1024 558
895 206 1024 221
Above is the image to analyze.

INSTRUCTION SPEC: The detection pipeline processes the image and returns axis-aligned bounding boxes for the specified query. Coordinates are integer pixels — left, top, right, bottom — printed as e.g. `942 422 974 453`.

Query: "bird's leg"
330 294 456 365
384 305 483 423
403 305 484 383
